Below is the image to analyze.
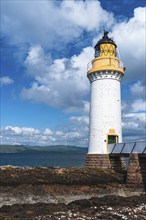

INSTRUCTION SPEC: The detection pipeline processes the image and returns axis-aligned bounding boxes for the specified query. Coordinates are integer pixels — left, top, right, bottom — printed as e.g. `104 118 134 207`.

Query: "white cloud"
55 131 64 137
69 115 89 126
1 106 145 146
122 112 146 141
121 80 146 141
111 7 146 81
131 99 146 112
123 112 146 122
130 81 146 98
44 128 53 136
122 80 146 113
0 76 14 86
0 124 88 147
4 126 40 136
21 46 93 113
1 0 114 48
0 126 54 146
61 0 114 31
20 4 145 113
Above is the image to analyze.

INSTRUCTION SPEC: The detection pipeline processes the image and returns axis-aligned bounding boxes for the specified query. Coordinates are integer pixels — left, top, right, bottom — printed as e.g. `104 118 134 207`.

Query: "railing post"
120 143 125 154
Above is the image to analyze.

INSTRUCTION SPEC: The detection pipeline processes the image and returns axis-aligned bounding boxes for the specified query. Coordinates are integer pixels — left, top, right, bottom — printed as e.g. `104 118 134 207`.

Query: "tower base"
85 154 110 169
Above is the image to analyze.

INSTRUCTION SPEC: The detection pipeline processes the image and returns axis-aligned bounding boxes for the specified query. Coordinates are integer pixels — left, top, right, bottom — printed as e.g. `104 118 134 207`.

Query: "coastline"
0 166 146 219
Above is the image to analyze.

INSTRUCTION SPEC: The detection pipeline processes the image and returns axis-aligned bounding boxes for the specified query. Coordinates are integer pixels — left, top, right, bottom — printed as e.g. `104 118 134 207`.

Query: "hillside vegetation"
0 145 87 153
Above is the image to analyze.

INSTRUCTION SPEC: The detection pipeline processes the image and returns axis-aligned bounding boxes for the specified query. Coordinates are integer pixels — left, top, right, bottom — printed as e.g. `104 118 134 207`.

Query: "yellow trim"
87 56 124 75
109 128 115 133
87 42 125 75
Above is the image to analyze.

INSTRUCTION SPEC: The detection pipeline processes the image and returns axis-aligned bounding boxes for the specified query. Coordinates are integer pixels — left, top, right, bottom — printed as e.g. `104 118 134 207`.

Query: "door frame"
106 133 119 152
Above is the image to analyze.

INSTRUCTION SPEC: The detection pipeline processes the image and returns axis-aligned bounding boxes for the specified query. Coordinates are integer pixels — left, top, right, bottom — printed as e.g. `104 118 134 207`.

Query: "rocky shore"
0 166 146 219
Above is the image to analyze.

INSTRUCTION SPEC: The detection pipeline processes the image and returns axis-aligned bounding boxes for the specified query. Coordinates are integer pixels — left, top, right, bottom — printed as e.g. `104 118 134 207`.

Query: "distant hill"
0 145 87 153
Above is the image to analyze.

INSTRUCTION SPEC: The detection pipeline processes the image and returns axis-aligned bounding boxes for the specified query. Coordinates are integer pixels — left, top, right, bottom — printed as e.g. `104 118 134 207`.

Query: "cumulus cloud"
44 128 53 136
130 81 146 99
60 0 114 31
1 97 145 145
121 79 146 141
1 0 114 48
0 125 88 146
0 76 14 86
122 80 146 113
111 7 146 81
122 112 146 141
4 126 40 136
131 99 146 112
19 5 145 113
21 45 93 113
69 115 89 127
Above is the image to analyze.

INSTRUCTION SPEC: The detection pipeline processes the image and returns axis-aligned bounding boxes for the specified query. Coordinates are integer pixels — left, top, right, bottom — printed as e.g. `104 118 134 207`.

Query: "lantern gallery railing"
108 141 146 156
87 61 92 72
87 58 125 72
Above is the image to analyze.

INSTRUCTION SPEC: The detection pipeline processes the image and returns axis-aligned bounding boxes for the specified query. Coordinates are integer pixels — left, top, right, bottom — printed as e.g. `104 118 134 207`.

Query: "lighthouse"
86 31 125 169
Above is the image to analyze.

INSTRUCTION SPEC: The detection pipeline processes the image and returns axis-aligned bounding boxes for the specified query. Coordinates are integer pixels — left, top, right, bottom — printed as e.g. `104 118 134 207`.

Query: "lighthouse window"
95 50 100 57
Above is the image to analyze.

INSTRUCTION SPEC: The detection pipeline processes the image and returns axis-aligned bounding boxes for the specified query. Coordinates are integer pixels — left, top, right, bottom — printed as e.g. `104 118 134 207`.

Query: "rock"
0 166 146 219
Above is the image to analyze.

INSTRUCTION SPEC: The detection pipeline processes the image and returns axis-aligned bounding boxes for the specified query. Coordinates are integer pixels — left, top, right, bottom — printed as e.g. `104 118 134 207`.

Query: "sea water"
0 151 129 168
0 151 87 167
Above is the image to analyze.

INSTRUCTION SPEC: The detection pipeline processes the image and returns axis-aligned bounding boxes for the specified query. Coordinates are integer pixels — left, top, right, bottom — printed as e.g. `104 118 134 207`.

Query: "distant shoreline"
0 144 87 153
0 148 87 167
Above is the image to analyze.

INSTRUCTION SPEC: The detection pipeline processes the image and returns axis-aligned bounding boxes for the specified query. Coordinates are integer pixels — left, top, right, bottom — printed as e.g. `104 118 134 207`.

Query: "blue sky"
0 0 146 146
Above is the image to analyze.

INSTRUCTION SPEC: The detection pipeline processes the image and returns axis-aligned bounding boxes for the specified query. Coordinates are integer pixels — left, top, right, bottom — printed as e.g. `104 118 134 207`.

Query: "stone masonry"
109 156 126 173
85 154 110 169
126 153 146 185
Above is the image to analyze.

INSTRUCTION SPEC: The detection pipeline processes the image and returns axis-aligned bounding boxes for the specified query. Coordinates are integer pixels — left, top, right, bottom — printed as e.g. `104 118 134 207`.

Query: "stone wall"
85 153 146 186
126 154 146 185
109 156 126 173
85 154 110 169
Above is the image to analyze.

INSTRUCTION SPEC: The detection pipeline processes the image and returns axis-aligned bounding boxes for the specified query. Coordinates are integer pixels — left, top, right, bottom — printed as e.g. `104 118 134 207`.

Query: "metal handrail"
118 60 125 68
87 58 125 72
87 61 92 71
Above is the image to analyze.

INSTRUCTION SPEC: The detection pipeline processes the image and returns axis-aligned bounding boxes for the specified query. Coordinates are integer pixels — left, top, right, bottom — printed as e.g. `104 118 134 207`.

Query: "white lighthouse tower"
86 31 125 168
